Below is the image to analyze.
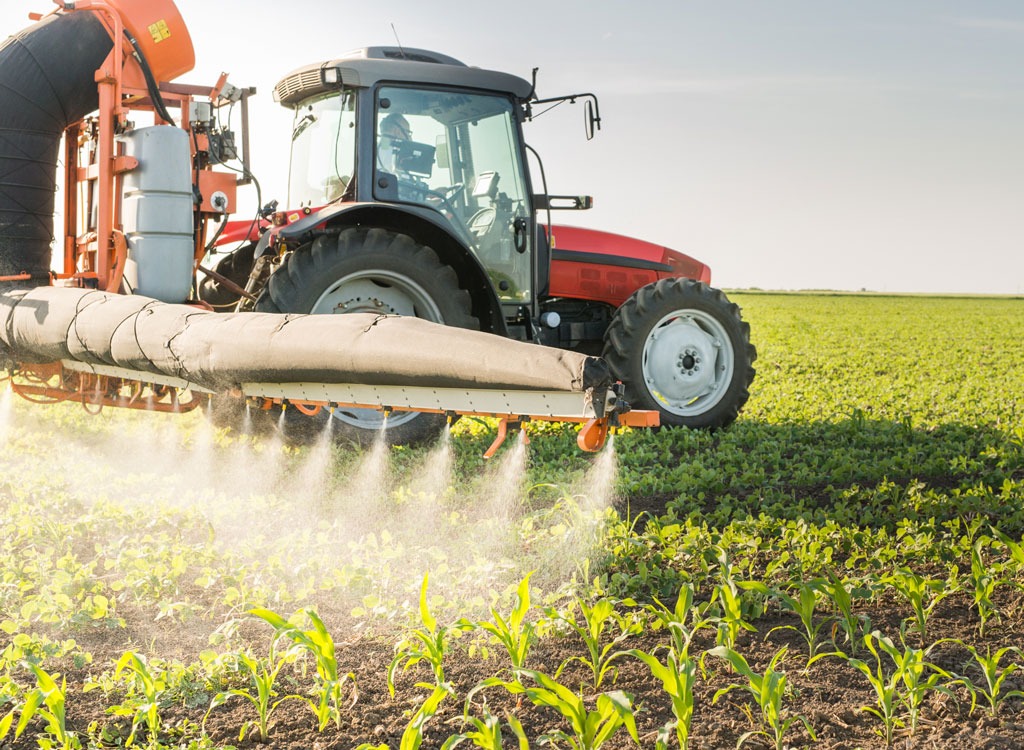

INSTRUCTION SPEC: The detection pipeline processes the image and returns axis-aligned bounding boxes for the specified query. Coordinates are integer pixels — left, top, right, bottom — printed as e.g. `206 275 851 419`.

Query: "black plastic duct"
0 12 113 289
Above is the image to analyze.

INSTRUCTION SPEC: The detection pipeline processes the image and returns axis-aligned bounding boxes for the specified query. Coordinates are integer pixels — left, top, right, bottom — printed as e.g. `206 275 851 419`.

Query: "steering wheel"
396 180 464 206
434 183 465 202
468 206 496 238
396 179 478 248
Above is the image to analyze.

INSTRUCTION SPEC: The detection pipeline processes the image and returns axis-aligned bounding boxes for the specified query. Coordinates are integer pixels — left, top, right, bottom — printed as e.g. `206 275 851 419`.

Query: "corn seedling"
769 579 830 664
889 638 956 736
404 682 455 750
110 651 165 745
819 572 871 654
501 668 638 750
388 573 464 696
992 528 1024 618
706 547 769 650
472 572 537 671
552 595 642 690
945 641 1024 717
442 705 531 750
205 646 302 742
838 632 902 747
885 568 952 642
710 578 765 651
15 662 81 750
250 607 357 731
626 646 698 750
839 630 955 746
969 540 1001 636
645 582 715 658
704 646 815 750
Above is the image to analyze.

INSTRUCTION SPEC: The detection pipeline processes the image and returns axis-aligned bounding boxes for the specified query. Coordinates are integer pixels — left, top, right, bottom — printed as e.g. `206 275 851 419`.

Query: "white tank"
119 125 194 303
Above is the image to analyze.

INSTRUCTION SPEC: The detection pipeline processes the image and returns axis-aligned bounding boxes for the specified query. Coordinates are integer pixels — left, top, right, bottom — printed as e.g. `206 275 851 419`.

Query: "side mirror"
585 99 601 141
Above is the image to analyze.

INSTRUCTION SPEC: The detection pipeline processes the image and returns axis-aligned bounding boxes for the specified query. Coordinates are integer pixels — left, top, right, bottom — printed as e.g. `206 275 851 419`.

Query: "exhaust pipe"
0 12 113 289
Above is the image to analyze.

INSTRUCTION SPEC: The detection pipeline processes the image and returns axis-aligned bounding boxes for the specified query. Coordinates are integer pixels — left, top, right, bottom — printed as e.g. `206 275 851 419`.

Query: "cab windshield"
374 86 532 304
289 91 356 208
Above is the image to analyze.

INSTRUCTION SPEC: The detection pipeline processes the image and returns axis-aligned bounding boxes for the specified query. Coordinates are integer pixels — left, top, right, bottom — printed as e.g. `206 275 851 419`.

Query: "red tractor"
202 47 756 445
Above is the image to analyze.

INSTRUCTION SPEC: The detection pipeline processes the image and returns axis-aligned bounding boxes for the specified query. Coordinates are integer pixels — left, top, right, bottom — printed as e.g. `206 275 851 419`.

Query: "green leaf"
15 689 44 739
419 574 437 635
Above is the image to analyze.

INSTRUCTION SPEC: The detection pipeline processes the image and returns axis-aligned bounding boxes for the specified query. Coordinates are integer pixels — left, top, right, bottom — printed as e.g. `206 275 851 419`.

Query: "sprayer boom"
1 287 658 454
11 358 657 455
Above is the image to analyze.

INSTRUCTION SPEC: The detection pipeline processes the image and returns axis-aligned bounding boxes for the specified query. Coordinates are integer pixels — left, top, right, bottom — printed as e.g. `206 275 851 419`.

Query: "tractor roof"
274 47 535 106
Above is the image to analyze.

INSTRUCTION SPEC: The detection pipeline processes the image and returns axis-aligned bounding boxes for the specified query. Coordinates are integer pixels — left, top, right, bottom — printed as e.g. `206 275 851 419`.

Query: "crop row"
3 568 1024 749
2 292 1023 749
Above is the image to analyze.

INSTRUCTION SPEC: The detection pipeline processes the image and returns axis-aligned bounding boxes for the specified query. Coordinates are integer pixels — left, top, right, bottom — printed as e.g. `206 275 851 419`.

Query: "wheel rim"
311 269 443 430
640 309 735 417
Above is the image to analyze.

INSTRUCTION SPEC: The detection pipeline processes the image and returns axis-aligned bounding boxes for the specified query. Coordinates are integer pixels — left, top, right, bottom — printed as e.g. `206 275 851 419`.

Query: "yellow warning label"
148 20 171 44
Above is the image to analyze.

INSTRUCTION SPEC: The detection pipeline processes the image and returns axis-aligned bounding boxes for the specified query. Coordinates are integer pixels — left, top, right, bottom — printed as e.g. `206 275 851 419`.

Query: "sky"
3 1 1023 294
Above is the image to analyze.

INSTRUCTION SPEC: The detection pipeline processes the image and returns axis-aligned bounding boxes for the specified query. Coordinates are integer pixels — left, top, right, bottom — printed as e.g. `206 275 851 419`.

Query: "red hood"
549 225 711 284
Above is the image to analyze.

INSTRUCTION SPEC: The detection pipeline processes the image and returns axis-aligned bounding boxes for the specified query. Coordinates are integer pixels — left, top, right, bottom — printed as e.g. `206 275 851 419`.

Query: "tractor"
202 47 756 445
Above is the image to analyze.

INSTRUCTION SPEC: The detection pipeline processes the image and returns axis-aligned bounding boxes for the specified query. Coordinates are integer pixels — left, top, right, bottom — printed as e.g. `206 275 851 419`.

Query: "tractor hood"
550 225 711 282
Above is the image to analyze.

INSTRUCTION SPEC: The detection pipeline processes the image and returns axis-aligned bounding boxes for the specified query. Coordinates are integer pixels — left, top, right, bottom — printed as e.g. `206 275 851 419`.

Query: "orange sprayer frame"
41 0 249 294
3 2 658 458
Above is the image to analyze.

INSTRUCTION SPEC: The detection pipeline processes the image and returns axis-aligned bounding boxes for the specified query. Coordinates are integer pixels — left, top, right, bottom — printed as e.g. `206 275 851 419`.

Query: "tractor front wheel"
255 226 478 446
602 279 755 429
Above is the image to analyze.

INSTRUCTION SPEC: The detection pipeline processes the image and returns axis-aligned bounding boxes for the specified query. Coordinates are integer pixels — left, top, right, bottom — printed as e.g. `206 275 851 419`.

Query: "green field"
2 293 1023 749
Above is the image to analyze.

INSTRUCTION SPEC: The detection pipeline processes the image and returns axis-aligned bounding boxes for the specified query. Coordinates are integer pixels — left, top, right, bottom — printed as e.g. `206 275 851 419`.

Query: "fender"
277 202 507 335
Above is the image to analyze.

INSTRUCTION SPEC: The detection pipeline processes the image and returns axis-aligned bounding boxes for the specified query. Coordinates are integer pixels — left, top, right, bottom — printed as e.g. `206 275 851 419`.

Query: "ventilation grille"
274 68 324 104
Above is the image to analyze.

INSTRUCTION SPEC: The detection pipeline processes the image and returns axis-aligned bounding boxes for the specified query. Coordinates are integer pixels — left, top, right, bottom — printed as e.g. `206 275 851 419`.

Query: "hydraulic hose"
122 28 176 126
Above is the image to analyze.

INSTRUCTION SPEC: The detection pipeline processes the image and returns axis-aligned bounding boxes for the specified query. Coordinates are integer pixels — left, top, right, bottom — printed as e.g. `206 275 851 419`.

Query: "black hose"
0 12 113 289
122 29 175 125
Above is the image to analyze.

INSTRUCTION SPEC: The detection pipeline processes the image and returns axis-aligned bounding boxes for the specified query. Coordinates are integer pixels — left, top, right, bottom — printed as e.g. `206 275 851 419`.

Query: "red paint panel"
215 218 264 246
549 260 660 308
547 225 712 307
550 225 669 264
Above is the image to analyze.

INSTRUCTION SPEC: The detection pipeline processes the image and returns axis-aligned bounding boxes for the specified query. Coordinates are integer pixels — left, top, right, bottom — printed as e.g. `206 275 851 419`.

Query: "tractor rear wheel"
255 226 478 446
602 278 755 429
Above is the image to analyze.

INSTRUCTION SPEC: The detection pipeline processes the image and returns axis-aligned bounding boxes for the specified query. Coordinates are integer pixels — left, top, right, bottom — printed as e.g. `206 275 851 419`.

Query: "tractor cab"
233 47 755 445
279 48 542 321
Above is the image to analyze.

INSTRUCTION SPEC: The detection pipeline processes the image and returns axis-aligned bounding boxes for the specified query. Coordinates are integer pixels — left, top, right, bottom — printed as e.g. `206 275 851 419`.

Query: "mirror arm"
528 92 601 138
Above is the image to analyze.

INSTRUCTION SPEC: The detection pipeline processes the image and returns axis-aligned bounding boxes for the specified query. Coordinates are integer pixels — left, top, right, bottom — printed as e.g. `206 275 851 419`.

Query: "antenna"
391 24 408 59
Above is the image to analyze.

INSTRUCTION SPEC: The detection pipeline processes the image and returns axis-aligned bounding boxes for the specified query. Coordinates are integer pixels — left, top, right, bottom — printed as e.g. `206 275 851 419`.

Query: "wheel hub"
311 272 444 430
679 350 699 373
333 296 393 315
641 312 734 415
316 278 426 318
